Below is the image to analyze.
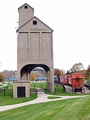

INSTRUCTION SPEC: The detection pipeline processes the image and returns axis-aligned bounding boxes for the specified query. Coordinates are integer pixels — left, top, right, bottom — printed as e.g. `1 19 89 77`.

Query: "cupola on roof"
18 3 34 27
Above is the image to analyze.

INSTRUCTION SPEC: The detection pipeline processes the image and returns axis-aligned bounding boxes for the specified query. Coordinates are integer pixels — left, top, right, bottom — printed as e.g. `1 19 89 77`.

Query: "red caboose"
71 73 84 89
60 72 84 91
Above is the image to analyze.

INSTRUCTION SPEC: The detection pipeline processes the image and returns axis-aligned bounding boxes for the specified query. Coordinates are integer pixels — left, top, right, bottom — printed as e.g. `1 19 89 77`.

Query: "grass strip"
0 96 90 120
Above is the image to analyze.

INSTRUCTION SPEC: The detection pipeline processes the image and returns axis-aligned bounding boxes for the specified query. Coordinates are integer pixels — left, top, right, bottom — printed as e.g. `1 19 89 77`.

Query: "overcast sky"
0 0 90 71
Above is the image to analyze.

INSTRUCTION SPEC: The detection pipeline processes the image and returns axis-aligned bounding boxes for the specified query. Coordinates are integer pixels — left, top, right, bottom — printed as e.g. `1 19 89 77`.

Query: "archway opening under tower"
20 64 54 92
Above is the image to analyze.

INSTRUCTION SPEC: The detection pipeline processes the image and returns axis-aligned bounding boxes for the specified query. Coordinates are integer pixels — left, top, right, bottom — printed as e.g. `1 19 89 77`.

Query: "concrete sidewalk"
0 90 87 112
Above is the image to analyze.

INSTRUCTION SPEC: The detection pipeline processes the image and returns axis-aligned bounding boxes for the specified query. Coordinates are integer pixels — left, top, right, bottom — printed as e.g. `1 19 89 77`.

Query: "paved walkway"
0 90 87 112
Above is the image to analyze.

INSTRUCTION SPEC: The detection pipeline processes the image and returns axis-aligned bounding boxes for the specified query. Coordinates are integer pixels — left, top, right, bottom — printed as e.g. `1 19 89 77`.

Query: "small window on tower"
33 21 37 25
24 6 28 9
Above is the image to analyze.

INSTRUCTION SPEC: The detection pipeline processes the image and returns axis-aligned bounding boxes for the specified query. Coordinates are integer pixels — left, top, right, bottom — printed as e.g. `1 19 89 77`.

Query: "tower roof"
16 16 53 32
18 3 34 11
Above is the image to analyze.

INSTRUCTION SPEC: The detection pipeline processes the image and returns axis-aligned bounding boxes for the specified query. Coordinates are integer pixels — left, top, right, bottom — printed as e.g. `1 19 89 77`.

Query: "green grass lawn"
0 82 90 120
0 95 90 120
0 82 89 106
0 82 47 106
30 81 47 89
0 89 37 106
0 83 37 106
30 82 87 96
